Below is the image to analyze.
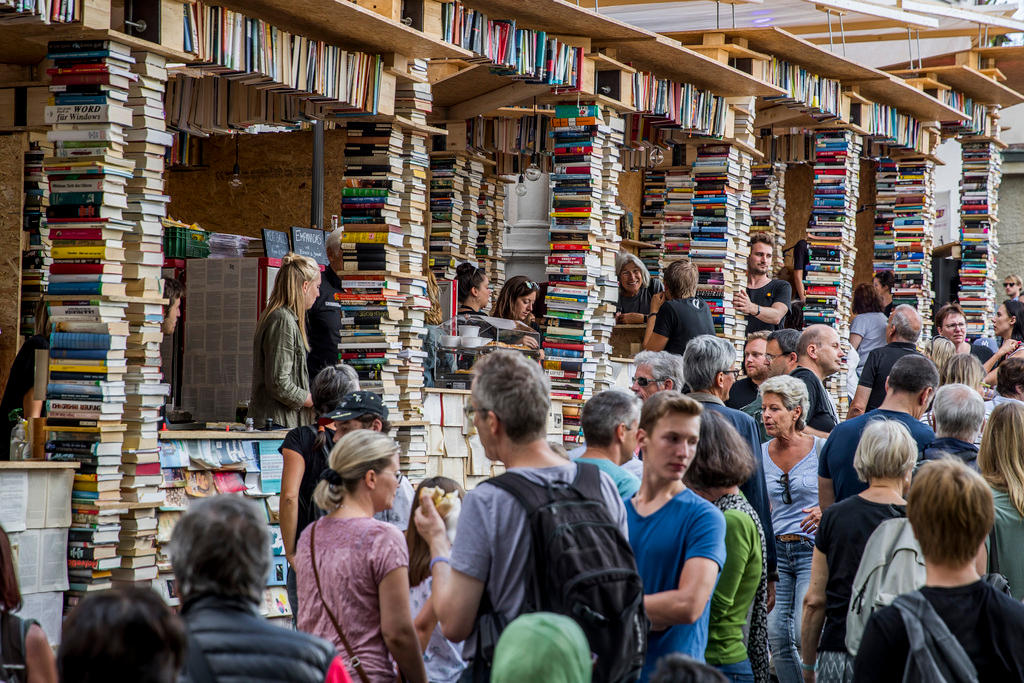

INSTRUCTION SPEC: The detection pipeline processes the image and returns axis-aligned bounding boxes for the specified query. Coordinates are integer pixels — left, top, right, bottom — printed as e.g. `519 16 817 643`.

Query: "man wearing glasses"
682 335 778 607
1006 275 1022 302
631 350 686 400
934 302 993 363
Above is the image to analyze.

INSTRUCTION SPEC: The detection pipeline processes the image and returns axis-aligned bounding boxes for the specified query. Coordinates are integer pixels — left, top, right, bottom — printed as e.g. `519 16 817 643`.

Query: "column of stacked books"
394 59 432 126
545 103 606 446
476 172 506 289
690 145 749 344
21 143 50 335
959 140 1002 337
892 159 936 321
640 168 666 280
111 49 174 589
42 39 136 601
809 130 861 417
460 156 485 267
339 123 406 418
594 110 626 391
661 166 693 270
750 163 786 273
872 157 897 275
428 153 466 280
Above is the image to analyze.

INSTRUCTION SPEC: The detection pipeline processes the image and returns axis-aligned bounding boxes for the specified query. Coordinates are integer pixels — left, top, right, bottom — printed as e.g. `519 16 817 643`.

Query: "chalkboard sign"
290 227 328 266
261 229 290 259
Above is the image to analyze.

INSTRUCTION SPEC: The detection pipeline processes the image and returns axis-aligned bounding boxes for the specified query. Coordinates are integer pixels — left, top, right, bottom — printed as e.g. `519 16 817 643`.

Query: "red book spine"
50 229 106 240
51 73 116 86
50 263 106 274
545 341 585 351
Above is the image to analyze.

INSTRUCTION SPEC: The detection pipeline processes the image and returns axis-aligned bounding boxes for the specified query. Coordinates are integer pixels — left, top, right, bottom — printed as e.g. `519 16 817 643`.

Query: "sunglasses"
1006 283 1017 288
780 472 792 505
634 376 665 387
524 280 539 291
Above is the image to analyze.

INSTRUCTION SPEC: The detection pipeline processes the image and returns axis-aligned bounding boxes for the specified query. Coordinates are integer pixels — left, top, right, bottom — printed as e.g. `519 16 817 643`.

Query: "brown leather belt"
776 534 807 543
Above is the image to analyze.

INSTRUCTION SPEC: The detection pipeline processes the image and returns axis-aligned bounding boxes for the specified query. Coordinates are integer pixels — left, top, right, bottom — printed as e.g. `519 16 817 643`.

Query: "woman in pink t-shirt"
294 430 427 683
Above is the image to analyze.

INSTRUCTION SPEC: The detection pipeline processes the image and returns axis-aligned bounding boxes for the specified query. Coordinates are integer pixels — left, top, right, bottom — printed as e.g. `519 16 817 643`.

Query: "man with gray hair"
172 496 344 682
682 335 778 597
849 304 923 417
631 350 686 400
920 383 985 470
307 227 345 380
574 389 643 500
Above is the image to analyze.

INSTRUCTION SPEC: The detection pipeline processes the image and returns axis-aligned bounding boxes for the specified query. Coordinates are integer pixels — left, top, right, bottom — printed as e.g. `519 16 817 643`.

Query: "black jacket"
180 594 336 683
920 437 980 471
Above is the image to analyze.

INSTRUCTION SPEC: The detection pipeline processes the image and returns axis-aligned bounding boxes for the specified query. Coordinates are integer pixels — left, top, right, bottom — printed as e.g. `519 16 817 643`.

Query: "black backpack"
484 463 649 683
0 612 36 683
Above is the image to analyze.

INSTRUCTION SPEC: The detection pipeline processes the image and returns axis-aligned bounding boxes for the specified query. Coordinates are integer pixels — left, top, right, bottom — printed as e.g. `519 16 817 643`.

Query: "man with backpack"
414 350 647 682
853 459 1024 682
626 391 726 681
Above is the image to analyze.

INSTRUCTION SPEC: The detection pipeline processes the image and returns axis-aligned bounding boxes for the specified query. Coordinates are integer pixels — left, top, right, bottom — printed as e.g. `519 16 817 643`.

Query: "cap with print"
323 391 388 422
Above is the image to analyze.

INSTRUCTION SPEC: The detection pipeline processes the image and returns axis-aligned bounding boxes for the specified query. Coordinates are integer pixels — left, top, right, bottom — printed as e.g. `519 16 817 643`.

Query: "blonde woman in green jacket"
250 252 321 429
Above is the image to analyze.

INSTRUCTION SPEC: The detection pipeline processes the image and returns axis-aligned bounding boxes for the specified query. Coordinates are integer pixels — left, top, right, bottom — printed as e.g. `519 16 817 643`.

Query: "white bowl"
440 334 460 348
459 326 480 338
461 337 489 349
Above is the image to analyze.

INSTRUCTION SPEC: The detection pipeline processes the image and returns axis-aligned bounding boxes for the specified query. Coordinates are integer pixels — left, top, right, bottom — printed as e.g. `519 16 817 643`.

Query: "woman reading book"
490 275 542 350
249 252 320 429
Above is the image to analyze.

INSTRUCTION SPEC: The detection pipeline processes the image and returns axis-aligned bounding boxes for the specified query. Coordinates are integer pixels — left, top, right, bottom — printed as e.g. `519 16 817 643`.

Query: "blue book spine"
50 348 111 360
50 192 104 206
47 282 104 295
50 333 111 349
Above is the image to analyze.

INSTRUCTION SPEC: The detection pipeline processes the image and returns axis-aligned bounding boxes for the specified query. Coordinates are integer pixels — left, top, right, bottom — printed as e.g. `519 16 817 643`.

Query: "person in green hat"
491 612 593 683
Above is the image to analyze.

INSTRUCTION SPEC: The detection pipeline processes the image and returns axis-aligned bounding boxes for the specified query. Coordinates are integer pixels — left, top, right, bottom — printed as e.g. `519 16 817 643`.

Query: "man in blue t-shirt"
819 354 938 509
627 391 726 681
574 388 642 501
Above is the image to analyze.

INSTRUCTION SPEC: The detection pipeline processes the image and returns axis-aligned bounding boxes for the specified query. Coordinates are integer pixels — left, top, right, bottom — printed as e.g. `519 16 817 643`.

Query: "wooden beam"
806 28 1009 45
576 0 760 6
445 81 552 121
807 0 939 30
898 0 1024 32
788 18 926 34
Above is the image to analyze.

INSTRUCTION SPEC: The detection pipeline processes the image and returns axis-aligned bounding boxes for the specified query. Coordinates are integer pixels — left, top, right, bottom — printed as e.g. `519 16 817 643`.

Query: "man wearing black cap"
325 391 413 530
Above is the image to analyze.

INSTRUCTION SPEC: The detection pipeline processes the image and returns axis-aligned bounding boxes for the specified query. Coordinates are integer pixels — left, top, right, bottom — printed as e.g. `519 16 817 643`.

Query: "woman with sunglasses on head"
491 275 542 349
454 262 491 315
758 375 822 683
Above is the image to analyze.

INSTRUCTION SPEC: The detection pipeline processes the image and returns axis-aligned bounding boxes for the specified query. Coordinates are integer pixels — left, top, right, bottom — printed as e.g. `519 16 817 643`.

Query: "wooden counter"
159 429 290 441
0 461 78 469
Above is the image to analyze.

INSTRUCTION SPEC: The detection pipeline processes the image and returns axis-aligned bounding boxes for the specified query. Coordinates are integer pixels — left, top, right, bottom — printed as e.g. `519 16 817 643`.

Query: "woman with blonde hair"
922 336 956 378
250 252 320 429
941 353 985 392
979 401 1024 600
294 430 426 683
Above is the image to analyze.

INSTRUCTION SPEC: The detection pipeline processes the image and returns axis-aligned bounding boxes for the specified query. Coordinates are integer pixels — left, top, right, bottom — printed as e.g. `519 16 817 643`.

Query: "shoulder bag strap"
988 526 1001 575
310 521 372 683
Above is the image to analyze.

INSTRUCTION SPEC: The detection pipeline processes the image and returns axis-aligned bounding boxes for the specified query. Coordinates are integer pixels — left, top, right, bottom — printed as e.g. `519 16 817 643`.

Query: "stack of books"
21 143 49 335
940 96 986 138
460 156 485 270
690 144 751 344
429 153 466 279
872 157 897 276
892 159 936 320
749 163 786 272
763 59 842 121
959 140 1002 337
476 172 507 290
340 122 409 418
661 166 693 269
640 169 666 280
66 500 125 603
545 103 605 443
394 59 432 126
594 111 626 391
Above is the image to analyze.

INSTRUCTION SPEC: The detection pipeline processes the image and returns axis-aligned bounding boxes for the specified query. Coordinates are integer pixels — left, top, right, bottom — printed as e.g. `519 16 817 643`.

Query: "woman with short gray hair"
800 420 914 682
616 251 663 324
758 375 821 683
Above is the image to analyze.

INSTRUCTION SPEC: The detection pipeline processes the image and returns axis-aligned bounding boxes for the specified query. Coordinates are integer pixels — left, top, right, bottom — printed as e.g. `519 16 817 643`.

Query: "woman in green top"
979 401 1024 600
686 410 768 683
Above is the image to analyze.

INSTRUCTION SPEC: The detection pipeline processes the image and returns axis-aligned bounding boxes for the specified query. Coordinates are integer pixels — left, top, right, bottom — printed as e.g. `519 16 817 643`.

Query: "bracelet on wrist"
800 661 816 672
429 556 451 571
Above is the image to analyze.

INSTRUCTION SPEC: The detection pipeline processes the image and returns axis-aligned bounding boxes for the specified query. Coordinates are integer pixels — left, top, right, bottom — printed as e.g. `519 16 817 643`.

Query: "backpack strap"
988 526 1001 575
484 462 603 515
892 591 979 683
571 461 604 501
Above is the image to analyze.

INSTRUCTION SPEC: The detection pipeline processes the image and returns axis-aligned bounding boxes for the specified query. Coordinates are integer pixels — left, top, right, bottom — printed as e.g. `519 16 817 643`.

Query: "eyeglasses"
633 376 666 387
765 353 778 362
1006 282 1017 288
780 472 792 505
723 369 742 379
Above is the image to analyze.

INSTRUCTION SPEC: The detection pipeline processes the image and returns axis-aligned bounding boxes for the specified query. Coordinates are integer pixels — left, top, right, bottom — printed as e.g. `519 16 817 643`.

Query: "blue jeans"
716 659 754 683
768 537 815 683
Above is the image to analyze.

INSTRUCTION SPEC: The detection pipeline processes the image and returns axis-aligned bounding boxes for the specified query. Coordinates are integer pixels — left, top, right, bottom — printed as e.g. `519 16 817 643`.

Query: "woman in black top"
454 262 491 315
643 258 715 356
872 270 895 316
0 301 47 460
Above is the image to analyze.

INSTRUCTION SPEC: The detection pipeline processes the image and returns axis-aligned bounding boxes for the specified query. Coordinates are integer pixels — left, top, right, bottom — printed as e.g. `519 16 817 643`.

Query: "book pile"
661 166 693 270
594 111 626 391
809 130 862 417
871 157 897 276
67 500 125 604
43 40 137 599
959 140 1002 337
640 169 666 280
749 163 786 272
429 153 467 279
940 97 986 138
460 156 486 269
395 59 433 126
476 172 507 289
21 143 49 336
892 159 936 320
0 0 78 23
690 144 751 345
340 122 409 418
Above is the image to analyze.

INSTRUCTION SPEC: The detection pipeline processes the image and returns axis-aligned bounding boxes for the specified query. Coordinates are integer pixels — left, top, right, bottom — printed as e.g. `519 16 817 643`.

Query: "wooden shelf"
1 25 194 65
973 45 1024 100
159 429 291 440
209 0 471 60
847 76 966 123
888 65 1023 107
0 461 78 469
665 27 885 83
620 238 656 249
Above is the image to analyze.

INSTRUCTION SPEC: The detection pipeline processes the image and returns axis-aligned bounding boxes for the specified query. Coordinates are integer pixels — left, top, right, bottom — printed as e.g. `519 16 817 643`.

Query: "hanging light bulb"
524 154 542 182
228 135 244 190
515 173 529 197
649 146 665 166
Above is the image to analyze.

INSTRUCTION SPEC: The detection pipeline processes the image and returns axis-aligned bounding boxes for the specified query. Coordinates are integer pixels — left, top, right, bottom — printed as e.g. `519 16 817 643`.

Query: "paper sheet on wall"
11 529 40 593
15 592 64 645
38 528 69 592
441 393 464 427
423 392 442 425
0 472 28 533
25 471 48 529
469 434 489 475
45 471 73 528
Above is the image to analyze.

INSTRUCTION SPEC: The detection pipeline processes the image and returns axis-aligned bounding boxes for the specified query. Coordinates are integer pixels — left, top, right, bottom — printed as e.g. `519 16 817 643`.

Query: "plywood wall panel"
0 133 27 397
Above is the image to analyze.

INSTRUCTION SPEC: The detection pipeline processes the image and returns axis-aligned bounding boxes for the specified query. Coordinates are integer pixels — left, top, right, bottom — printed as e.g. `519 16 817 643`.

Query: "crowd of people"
7 230 1024 683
